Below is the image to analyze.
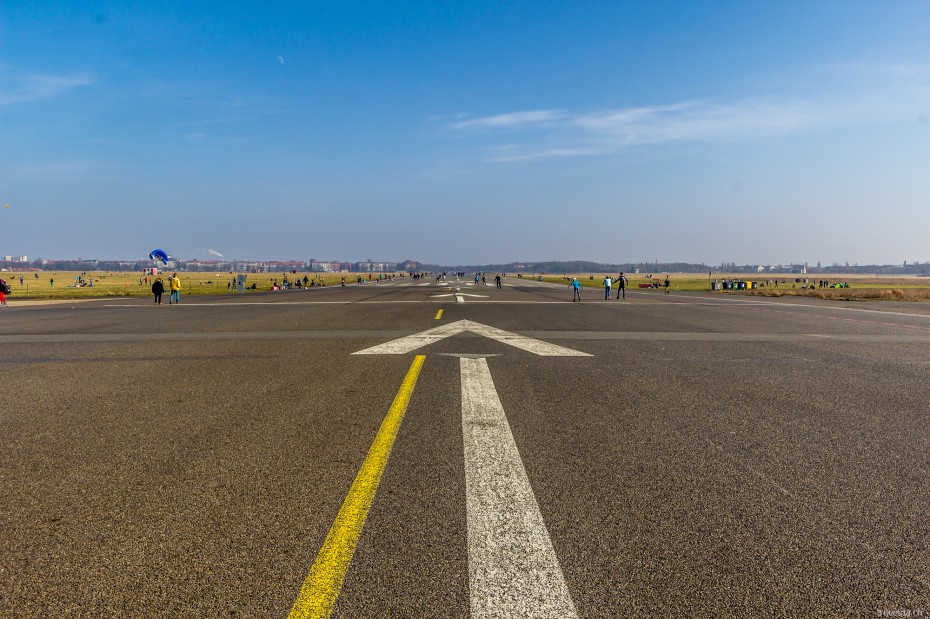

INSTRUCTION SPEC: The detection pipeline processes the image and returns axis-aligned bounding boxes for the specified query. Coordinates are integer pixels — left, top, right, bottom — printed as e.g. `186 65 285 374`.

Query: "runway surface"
2 277 928 617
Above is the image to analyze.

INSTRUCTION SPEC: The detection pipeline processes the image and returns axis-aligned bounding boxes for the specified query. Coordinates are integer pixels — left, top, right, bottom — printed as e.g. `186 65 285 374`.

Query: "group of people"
270 274 325 290
570 273 670 301
151 273 182 305
571 272 632 302
469 272 504 289
601 273 632 299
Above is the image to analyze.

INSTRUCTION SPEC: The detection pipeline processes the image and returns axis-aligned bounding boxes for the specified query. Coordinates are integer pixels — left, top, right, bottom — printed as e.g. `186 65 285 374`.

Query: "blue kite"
148 249 170 265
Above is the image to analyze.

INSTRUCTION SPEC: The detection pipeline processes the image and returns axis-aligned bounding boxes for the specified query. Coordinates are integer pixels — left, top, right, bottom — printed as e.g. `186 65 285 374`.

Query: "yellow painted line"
434 309 443 320
287 355 426 619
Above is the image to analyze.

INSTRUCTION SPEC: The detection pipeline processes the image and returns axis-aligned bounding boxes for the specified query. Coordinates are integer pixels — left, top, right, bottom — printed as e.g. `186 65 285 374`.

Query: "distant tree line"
418 260 712 274
3 258 928 276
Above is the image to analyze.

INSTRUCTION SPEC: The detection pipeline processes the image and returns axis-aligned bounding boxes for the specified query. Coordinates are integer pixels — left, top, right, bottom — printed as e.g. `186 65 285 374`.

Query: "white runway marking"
460 356 577 618
430 293 489 301
9 330 930 345
101 300 572 308
104 301 354 306
352 319 591 356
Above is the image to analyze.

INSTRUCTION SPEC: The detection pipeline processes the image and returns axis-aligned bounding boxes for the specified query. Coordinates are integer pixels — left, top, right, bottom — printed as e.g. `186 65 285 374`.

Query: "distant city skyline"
4 255 928 276
2 2 929 265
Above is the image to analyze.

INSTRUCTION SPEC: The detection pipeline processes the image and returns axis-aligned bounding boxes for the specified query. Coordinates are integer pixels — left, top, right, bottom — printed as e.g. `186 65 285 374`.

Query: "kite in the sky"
148 249 170 265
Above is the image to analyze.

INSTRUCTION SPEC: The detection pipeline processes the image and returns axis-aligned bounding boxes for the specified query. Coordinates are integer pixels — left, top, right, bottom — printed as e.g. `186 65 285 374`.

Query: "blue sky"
2 1 929 265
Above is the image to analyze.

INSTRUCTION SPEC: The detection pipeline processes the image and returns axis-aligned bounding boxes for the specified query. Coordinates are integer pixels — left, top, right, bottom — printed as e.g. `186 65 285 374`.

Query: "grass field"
538 274 719 291
534 272 930 302
4 270 930 303
0 271 404 301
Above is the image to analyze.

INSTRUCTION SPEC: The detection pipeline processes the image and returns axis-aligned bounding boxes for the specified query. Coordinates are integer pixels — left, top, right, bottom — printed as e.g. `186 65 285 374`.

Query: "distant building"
353 260 396 272
183 259 226 272
310 260 349 272
266 260 308 272
230 260 254 272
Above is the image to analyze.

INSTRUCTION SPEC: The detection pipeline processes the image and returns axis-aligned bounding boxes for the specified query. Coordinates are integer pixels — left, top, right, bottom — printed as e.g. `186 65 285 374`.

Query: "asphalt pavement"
1 277 928 617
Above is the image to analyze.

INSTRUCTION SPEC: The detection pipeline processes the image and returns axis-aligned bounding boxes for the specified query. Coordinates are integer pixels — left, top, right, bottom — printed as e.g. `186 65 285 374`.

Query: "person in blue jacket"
570 277 582 302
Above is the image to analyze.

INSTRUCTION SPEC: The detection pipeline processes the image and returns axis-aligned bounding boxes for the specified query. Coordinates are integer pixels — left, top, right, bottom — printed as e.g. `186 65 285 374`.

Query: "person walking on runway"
603 275 612 300
169 273 182 304
616 272 628 299
571 277 582 302
152 277 164 305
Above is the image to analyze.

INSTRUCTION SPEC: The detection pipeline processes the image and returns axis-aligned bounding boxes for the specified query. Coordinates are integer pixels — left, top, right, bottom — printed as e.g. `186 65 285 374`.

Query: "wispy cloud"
8 160 121 181
450 64 930 161
452 109 567 130
463 100 832 162
207 248 224 257
0 73 95 105
578 99 822 143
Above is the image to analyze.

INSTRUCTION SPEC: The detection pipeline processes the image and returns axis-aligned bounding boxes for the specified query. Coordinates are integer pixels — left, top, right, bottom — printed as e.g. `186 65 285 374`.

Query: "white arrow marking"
352 320 590 356
461 356 578 618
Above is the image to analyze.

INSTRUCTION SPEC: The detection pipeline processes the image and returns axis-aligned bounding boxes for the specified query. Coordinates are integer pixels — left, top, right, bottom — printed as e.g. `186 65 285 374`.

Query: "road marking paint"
6 329 930 346
430 293 489 299
435 309 443 320
101 300 578 309
353 321 467 354
460 356 577 618
287 355 425 619
461 321 589 356
353 319 591 356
